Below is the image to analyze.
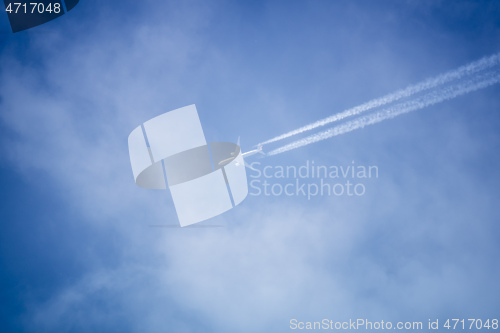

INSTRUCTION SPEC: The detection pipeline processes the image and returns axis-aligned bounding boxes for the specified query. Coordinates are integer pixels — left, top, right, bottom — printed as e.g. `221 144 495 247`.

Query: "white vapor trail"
267 69 500 156
259 53 500 146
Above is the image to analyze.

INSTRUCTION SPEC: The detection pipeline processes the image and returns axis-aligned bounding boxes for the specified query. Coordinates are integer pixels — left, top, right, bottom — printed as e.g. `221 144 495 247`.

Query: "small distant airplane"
242 144 265 159
218 137 265 167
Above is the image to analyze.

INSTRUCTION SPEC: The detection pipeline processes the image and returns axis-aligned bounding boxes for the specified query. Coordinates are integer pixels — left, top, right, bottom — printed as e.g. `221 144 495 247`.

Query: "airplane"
242 144 265 159
217 137 265 167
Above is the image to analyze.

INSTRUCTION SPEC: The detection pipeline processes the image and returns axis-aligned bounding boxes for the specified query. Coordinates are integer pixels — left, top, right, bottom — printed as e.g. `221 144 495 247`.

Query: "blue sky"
1 1 499 332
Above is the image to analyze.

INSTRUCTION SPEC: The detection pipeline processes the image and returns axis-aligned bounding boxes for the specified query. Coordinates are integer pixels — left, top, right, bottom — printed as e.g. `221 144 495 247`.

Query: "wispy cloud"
1 1 499 332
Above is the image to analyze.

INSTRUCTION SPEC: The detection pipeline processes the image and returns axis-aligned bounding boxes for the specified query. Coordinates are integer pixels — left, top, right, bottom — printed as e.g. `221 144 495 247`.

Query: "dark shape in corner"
3 0 80 33
63 0 78 11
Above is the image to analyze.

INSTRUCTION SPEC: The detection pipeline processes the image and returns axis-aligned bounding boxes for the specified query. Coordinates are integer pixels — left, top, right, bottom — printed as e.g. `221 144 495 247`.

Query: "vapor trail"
259 53 500 146
267 69 500 156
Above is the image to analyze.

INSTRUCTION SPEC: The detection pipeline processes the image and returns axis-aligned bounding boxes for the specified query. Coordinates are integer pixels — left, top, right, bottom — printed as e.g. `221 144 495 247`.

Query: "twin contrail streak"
258 53 500 147
266 68 500 156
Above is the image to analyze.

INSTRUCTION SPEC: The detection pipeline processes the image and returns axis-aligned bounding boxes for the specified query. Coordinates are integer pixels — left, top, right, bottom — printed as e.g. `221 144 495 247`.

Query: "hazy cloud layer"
1 1 499 332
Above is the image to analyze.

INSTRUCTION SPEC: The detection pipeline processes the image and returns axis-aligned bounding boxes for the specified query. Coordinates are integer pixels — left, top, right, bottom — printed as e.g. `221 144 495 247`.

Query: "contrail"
259 53 500 146
267 69 500 156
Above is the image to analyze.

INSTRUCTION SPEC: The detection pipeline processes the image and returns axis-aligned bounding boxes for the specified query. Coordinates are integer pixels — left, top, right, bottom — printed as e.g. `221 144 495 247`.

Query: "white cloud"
1 1 499 332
